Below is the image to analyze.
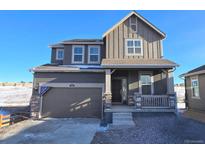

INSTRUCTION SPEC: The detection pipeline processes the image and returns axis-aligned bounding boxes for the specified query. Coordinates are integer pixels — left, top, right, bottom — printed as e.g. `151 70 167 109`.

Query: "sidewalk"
182 109 205 123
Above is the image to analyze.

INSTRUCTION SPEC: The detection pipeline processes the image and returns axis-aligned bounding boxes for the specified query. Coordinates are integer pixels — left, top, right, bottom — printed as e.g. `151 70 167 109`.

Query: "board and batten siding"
105 15 163 59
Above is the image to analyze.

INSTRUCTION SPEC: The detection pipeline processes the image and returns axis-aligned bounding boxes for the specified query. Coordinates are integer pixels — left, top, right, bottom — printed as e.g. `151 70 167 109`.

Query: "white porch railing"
141 95 170 108
133 93 177 110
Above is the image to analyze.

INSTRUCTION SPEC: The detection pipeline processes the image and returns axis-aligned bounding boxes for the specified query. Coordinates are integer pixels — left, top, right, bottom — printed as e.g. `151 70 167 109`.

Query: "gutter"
101 64 178 69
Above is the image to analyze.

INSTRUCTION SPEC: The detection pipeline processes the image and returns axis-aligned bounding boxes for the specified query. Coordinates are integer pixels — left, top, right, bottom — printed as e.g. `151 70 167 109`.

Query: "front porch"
103 68 177 112
104 95 176 113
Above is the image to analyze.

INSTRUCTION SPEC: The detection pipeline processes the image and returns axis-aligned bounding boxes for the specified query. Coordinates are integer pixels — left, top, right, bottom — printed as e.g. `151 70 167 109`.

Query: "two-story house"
30 11 178 121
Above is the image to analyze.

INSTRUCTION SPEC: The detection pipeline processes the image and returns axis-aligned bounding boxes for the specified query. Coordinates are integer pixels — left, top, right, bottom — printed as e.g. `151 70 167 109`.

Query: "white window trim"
129 17 137 33
88 45 101 64
56 49 64 60
125 39 143 56
191 76 200 99
139 71 154 95
72 45 85 64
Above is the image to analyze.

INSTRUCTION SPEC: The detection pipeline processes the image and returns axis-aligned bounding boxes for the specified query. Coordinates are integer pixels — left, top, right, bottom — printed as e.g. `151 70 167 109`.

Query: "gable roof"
181 65 205 77
102 11 166 38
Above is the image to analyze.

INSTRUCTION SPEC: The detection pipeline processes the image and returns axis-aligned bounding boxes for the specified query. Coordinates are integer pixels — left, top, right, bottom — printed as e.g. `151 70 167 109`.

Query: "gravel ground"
91 113 205 144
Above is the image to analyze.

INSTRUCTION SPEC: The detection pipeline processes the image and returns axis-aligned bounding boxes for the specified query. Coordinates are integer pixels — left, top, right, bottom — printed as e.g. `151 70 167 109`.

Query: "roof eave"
62 42 104 45
181 70 205 77
101 64 177 69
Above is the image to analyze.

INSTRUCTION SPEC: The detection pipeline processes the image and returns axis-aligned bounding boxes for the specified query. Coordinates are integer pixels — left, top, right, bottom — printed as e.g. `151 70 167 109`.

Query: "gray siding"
105 15 163 59
186 74 205 112
112 69 167 96
33 72 105 89
153 70 167 95
51 48 64 64
51 44 105 65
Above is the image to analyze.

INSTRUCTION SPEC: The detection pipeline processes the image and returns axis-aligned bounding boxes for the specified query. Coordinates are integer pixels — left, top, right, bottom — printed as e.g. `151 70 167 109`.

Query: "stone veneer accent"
30 93 41 119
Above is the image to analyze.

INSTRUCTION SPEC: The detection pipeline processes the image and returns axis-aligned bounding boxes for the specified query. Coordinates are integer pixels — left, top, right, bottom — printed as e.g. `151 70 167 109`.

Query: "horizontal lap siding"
105 15 162 59
33 72 105 89
52 44 105 65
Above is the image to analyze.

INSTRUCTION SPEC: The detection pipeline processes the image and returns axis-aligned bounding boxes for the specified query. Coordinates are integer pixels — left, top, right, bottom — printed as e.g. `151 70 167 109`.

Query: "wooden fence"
0 114 10 128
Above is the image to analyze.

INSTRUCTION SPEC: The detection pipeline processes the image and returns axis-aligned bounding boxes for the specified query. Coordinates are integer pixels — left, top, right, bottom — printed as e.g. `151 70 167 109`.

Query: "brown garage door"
42 87 102 118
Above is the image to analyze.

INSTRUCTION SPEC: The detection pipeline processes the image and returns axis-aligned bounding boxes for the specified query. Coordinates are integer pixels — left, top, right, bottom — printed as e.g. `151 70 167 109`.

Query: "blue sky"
0 10 205 83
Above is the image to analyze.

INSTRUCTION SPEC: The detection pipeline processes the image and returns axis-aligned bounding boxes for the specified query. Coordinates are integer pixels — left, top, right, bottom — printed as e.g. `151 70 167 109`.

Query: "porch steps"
111 112 135 126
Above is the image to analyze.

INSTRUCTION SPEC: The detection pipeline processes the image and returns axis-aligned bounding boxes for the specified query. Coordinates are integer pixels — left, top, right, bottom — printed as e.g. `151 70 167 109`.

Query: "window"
191 76 200 98
130 17 137 32
88 46 100 64
56 49 64 60
126 39 143 56
141 74 152 85
72 45 85 64
139 72 154 95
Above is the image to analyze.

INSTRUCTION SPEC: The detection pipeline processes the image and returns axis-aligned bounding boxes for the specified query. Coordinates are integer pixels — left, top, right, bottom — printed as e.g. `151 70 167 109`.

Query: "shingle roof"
101 58 178 68
31 64 104 73
49 39 103 47
62 39 103 43
187 65 205 74
181 65 205 77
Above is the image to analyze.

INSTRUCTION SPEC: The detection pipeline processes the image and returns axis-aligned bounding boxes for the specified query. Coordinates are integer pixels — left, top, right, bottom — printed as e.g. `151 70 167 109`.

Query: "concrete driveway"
0 118 100 144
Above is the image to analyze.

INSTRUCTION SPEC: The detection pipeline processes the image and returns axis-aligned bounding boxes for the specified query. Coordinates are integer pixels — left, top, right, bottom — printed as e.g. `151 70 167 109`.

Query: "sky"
0 10 205 83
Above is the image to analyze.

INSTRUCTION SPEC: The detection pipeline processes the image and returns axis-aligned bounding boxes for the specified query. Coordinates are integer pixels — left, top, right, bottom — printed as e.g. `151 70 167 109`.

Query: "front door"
139 73 153 95
112 79 122 104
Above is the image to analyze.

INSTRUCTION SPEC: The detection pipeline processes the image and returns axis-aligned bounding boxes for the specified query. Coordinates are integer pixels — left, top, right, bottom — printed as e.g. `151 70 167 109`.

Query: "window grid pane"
192 79 199 97
141 75 151 85
74 55 82 62
90 47 99 55
58 51 63 59
90 55 98 62
73 47 83 62
89 47 99 62
127 41 133 47
127 40 142 55
74 47 83 54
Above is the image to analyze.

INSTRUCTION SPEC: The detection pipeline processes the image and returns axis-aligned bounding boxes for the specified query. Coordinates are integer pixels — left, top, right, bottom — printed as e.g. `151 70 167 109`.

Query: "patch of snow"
0 86 32 107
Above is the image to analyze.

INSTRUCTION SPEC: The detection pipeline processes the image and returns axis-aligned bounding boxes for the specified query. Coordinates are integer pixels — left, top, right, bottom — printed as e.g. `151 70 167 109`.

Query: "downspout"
179 73 188 110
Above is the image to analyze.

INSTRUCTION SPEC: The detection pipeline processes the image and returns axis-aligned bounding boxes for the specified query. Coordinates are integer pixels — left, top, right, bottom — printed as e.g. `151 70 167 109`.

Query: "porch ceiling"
101 59 178 69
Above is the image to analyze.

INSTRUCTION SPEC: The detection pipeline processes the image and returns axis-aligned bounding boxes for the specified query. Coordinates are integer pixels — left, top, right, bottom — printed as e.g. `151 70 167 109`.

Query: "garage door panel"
42 88 102 118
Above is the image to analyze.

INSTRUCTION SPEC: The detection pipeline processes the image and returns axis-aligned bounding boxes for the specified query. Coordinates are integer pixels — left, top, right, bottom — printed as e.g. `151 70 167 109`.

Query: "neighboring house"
181 65 205 112
30 11 178 120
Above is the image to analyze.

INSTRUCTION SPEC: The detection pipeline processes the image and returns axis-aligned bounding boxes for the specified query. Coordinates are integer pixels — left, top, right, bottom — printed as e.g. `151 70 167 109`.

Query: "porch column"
167 70 175 94
104 69 112 108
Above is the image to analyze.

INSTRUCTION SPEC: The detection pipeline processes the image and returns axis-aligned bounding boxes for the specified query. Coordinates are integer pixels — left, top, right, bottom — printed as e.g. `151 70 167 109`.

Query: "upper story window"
130 17 137 32
88 46 100 64
72 45 85 64
191 76 200 98
125 39 143 56
56 49 64 60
